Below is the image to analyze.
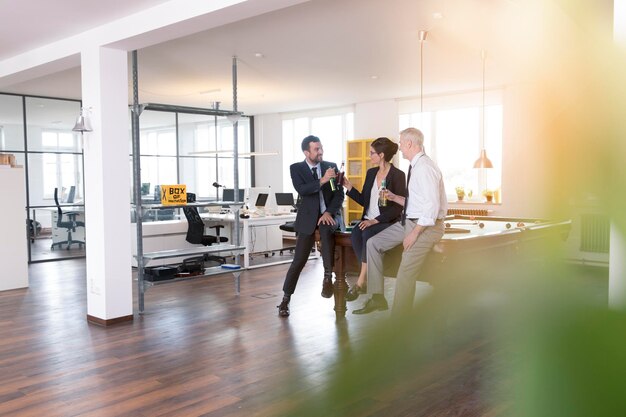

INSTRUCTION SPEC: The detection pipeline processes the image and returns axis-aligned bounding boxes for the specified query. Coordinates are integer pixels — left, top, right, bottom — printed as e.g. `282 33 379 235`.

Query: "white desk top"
201 212 296 222
37 205 85 212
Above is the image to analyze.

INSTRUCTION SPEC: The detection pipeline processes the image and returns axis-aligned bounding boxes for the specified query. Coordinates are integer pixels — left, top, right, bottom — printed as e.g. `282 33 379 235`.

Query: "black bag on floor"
144 265 178 281
179 256 205 274
204 254 226 267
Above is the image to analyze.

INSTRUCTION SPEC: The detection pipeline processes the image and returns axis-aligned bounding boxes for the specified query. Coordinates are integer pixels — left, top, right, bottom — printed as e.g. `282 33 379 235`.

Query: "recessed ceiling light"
199 88 221 95
433 12 443 19
254 52 264 58
370 75 379 80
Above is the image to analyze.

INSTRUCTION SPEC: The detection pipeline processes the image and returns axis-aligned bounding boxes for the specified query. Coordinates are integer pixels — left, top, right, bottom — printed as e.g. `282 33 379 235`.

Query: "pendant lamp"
473 50 493 169
72 107 93 133
418 30 427 119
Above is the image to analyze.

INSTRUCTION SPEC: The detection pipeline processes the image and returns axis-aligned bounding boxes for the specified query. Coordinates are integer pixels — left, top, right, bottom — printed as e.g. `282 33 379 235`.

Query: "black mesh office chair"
278 194 300 254
183 193 228 246
51 187 85 250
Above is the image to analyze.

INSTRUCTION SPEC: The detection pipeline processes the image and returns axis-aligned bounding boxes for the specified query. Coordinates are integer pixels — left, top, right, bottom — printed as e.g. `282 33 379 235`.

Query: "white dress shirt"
364 180 381 220
405 151 447 227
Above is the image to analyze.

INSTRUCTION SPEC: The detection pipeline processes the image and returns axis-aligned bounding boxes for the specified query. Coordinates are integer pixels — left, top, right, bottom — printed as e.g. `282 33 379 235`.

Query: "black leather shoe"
321 279 334 298
345 284 366 302
277 299 290 317
352 297 388 315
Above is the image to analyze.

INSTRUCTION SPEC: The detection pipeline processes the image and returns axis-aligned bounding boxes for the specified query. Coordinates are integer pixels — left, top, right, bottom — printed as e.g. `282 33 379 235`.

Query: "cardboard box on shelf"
0 153 17 167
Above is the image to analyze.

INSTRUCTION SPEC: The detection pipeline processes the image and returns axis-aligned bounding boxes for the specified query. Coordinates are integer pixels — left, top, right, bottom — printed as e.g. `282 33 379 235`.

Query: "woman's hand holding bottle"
342 175 353 191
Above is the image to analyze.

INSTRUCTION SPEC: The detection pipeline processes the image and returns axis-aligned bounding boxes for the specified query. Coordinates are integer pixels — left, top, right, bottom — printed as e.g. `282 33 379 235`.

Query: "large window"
399 94 502 202
282 109 354 194
24 97 84 208
40 131 83 200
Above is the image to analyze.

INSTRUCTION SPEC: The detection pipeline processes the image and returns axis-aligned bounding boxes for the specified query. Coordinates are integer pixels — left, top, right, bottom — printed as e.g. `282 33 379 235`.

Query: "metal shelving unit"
130 52 246 313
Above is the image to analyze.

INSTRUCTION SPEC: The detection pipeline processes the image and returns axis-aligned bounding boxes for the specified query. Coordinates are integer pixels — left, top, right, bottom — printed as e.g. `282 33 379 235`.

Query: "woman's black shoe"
346 284 366 302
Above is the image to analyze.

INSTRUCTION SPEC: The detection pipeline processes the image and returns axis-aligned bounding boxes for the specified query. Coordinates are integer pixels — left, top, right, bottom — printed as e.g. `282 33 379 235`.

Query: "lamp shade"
72 115 92 132
473 149 493 168
72 107 93 133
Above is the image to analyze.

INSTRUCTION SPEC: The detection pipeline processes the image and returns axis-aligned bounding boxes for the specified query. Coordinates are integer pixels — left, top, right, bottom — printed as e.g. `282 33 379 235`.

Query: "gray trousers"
366 219 444 314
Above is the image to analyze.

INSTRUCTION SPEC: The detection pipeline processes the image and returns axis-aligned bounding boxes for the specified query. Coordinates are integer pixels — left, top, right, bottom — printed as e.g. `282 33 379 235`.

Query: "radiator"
580 213 610 253
447 208 489 216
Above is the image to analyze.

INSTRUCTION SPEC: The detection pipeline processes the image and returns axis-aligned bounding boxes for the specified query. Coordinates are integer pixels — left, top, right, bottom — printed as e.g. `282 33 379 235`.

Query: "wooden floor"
0 259 608 416
29 235 85 262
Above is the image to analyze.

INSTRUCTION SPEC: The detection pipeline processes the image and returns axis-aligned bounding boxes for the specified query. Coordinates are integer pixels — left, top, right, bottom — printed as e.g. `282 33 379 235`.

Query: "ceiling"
1 0 542 116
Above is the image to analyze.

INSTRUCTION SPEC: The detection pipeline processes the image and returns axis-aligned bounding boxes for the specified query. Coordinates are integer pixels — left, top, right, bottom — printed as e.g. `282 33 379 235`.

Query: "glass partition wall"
0 93 84 262
132 109 253 222
0 93 254 262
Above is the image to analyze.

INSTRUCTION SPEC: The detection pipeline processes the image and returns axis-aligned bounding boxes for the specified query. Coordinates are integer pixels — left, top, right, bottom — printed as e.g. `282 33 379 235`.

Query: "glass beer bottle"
337 161 345 187
379 179 388 207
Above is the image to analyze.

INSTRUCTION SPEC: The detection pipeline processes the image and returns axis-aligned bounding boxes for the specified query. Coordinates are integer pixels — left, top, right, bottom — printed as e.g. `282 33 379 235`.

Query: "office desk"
321 215 572 319
201 212 307 269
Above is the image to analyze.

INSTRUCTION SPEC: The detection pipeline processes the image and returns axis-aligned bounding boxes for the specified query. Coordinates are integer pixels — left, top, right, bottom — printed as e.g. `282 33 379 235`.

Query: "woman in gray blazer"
342 137 406 301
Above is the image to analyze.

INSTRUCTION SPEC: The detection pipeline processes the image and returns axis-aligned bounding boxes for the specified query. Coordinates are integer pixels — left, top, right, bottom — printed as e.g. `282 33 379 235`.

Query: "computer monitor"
275 192 295 206
222 188 245 202
255 193 268 208
154 185 161 201
65 186 76 204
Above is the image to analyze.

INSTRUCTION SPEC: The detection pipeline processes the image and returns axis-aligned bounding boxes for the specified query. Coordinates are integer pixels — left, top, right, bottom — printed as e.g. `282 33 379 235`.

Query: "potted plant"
455 186 465 201
483 189 494 202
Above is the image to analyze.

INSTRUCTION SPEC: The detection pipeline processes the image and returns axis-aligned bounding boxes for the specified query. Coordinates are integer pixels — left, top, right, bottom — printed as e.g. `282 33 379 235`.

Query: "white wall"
0 167 28 291
253 113 283 190
496 83 549 218
354 100 399 139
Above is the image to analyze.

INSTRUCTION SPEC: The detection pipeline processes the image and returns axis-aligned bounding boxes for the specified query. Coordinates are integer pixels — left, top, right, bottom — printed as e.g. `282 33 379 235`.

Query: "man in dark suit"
277 135 344 317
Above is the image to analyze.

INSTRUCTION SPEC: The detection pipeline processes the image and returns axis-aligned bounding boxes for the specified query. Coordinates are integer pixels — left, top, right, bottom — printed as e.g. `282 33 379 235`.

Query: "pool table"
319 215 571 319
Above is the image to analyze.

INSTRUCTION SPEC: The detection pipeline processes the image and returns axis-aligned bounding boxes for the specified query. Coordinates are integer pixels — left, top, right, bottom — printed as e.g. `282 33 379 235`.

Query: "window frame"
281 107 354 195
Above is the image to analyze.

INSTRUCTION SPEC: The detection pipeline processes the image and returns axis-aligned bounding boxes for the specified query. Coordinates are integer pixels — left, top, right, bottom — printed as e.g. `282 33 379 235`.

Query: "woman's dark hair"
371 137 398 162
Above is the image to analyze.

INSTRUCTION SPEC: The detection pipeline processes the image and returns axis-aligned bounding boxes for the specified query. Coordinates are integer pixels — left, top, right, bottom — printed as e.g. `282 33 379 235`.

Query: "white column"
609 223 626 309
609 1 626 310
615 0 626 46
81 46 133 322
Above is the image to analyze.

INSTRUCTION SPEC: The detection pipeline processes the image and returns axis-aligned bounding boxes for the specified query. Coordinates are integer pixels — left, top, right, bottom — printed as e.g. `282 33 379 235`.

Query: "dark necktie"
402 164 412 226
312 166 325 213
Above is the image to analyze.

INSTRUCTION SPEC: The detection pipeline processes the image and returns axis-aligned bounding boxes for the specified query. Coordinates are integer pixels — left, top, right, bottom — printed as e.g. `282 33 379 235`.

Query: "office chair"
51 187 85 250
278 194 300 255
278 222 297 255
27 219 42 243
208 225 225 240
183 193 228 246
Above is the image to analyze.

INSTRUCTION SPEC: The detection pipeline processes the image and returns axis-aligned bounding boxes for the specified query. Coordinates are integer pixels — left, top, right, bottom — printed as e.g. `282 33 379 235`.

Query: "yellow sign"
160 184 187 206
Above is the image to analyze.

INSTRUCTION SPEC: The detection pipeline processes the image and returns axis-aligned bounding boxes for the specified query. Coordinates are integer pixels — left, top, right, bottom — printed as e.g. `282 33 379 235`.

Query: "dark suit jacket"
346 164 406 223
291 160 345 234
